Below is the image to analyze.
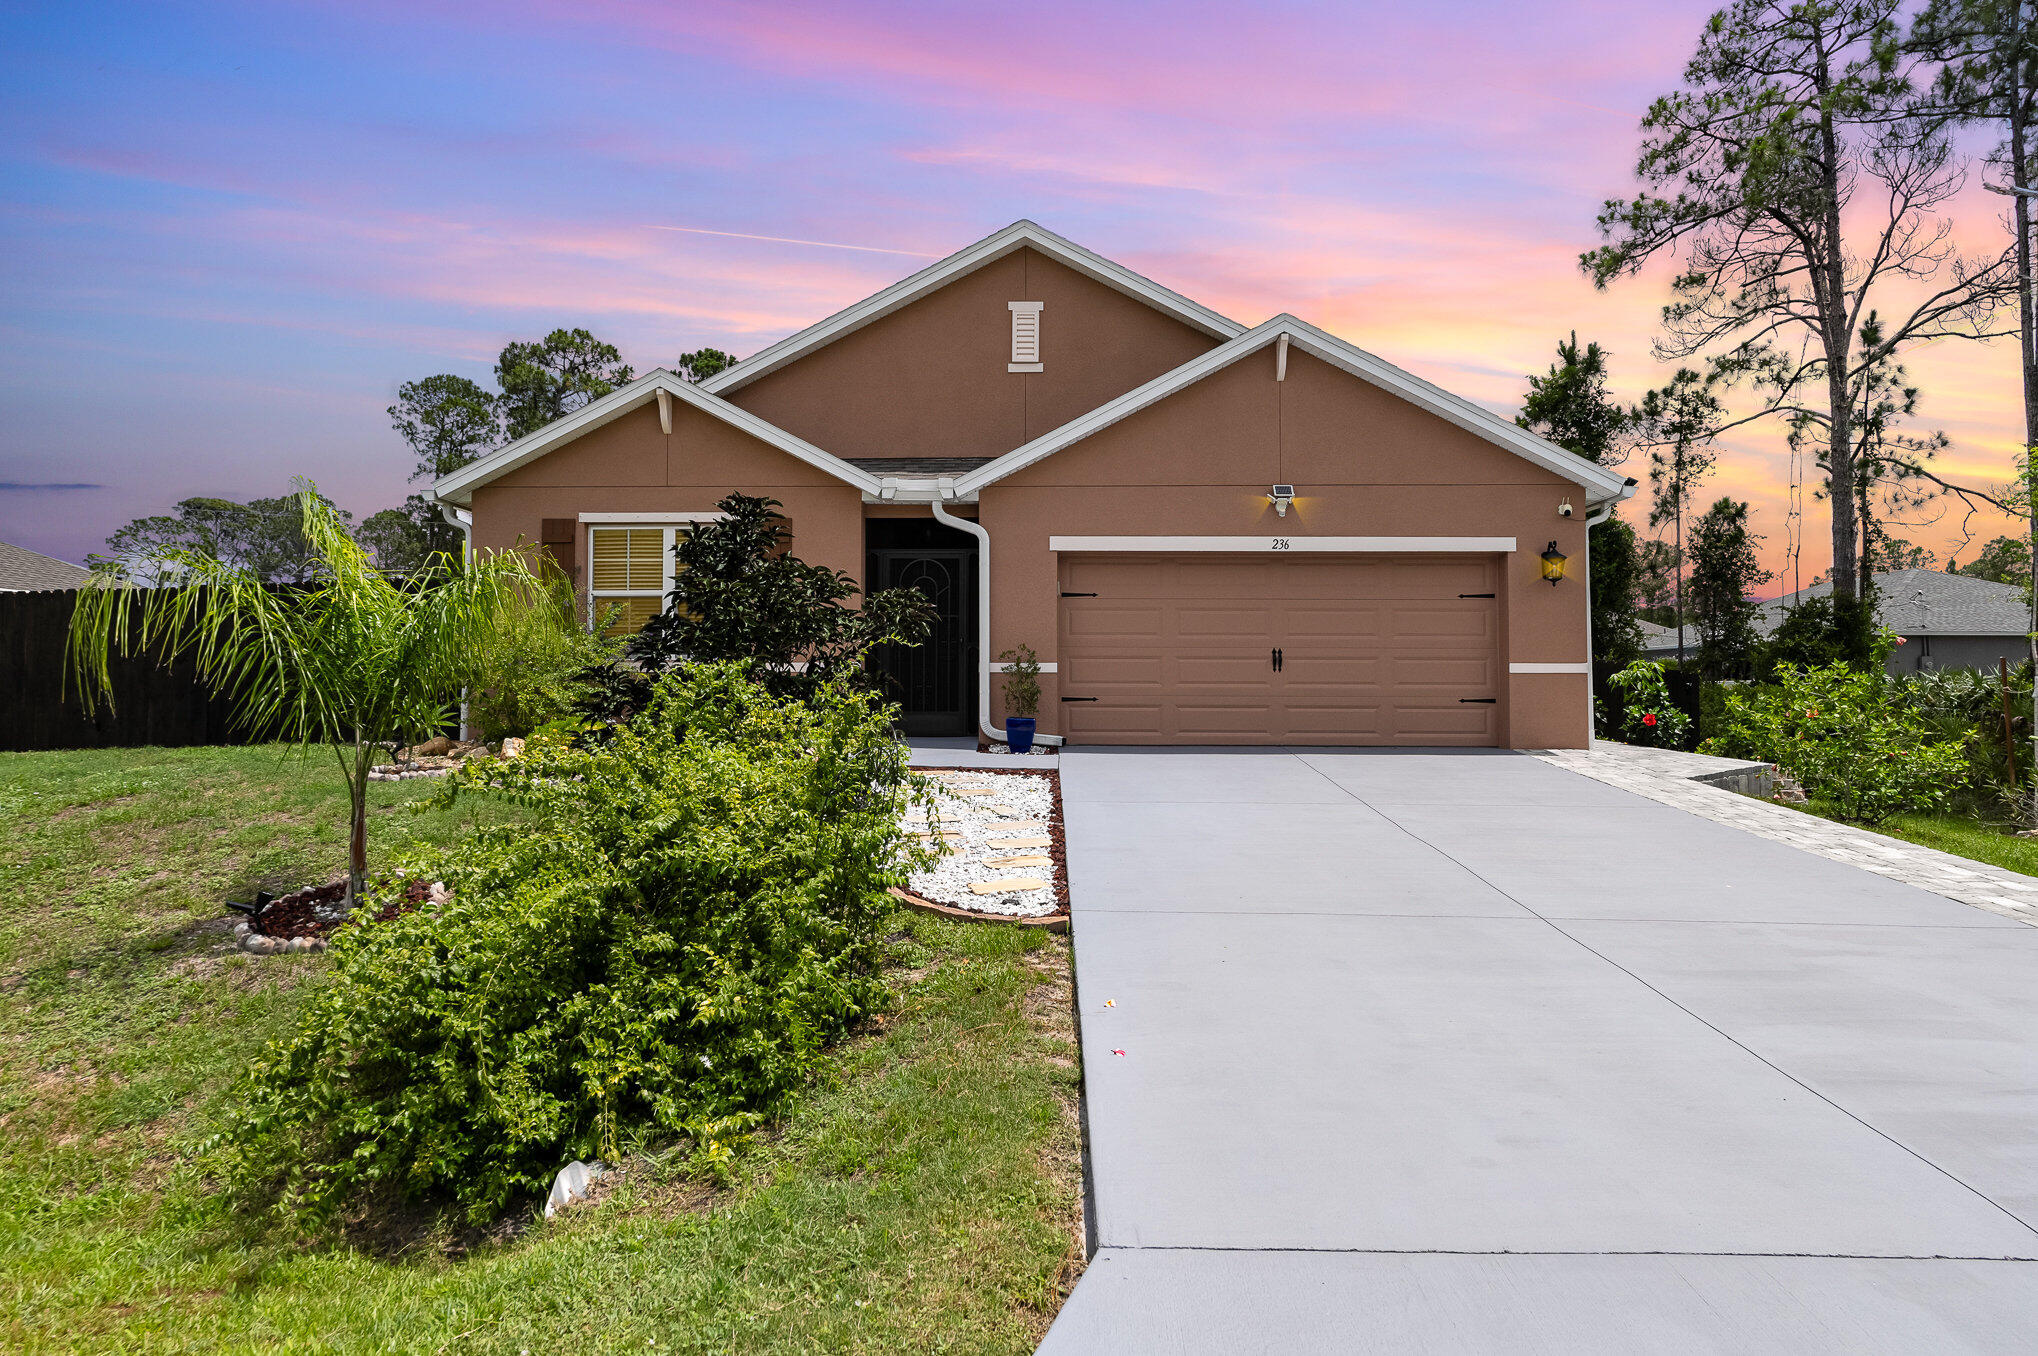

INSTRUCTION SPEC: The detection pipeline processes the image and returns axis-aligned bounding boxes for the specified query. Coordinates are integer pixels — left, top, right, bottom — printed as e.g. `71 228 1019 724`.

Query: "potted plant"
998 644 1042 753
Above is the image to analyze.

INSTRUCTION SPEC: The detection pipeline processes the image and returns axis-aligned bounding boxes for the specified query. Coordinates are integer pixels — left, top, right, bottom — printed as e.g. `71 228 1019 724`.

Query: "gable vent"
1009 301 1043 372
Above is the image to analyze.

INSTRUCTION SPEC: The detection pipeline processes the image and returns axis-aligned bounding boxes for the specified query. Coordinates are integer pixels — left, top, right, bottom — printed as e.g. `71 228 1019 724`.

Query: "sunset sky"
1 0 2028 588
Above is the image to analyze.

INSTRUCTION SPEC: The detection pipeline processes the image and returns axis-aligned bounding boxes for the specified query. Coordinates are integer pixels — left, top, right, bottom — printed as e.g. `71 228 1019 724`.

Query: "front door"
868 544 978 736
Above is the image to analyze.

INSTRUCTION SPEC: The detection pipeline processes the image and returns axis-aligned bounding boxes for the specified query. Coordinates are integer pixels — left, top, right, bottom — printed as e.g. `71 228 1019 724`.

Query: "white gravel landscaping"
902 769 1062 919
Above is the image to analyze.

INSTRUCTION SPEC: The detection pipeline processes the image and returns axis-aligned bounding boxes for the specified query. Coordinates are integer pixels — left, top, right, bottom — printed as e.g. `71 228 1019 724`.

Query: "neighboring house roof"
0 540 92 591
1756 568 2030 637
700 220 1246 396
433 368 884 508
1636 619 1684 654
951 315 1636 505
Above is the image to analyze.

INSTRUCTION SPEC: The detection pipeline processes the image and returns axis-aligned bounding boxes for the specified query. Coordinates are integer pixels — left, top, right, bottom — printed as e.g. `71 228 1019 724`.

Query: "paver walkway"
1040 747 2038 1353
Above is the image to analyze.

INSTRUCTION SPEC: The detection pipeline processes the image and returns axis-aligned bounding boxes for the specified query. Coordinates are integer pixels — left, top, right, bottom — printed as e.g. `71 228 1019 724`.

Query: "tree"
68 485 541 900
94 491 352 585
1952 533 2032 585
675 347 736 382
1586 0 2015 612
496 329 635 440
1687 497 1773 677
1636 367 1726 661
388 374 500 560
1637 537 1683 624
1869 533 1938 570
1516 333 1642 665
355 507 435 577
625 493 936 702
1910 0 2038 826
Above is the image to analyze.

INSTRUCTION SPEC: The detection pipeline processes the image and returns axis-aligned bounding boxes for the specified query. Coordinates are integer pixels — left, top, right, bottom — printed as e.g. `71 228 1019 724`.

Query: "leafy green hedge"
212 663 928 1223
1702 663 1969 823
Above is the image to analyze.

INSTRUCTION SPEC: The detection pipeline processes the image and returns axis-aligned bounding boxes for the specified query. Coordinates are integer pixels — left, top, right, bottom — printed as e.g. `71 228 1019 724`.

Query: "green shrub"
212 663 929 1224
1701 662 1970 823
1607 660 1692 747
467 575 621 741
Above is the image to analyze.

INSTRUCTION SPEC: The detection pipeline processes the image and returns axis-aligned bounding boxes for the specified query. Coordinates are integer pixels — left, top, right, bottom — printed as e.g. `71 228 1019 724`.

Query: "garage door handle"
1459 698 1497 704
1458 592 1495 598
1060 696 1098 702
1060 591 1097 598
1271 647 1283 672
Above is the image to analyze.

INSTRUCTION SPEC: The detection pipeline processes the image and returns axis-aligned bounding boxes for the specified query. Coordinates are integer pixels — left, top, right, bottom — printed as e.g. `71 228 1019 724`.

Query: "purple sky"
2 1 2026 584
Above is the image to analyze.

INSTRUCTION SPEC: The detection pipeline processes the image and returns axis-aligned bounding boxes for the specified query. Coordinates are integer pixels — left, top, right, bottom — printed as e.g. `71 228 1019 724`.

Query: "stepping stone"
984 853 1052 869
916 829 963 842
988 836 1051 849
943 786 996 796
970 876 1048 894
984 821 1043 834
977 802 1023 816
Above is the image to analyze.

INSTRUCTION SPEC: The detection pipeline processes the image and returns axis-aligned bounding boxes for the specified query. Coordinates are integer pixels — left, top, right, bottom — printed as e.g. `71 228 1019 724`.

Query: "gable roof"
0 539 92 591
432 368 882 507
951 315 1635 503
700 220 1246 396
1757 568 2031 637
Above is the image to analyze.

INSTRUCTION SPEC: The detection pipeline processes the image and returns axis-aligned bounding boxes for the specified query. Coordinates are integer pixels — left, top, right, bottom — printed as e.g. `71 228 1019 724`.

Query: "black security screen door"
867 518 978 736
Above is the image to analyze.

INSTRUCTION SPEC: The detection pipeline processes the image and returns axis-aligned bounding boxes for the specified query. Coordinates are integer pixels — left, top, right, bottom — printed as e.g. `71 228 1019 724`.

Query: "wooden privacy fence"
0 588 255 752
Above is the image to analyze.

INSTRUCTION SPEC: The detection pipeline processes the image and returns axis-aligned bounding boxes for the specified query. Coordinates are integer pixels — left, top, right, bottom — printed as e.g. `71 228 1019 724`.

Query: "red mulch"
251 877 437 940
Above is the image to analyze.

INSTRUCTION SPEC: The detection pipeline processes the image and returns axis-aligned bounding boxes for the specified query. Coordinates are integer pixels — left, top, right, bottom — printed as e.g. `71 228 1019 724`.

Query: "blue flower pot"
1005 717 1036 754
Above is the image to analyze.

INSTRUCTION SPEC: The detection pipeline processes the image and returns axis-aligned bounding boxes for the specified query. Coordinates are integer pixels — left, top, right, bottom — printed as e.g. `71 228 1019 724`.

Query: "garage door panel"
1058 553 1502 746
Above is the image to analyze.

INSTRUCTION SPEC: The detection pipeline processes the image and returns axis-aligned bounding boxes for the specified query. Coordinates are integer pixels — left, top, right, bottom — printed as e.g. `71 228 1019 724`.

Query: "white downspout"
930 486 1064 749
439 500 475 736
1583 497 1612 748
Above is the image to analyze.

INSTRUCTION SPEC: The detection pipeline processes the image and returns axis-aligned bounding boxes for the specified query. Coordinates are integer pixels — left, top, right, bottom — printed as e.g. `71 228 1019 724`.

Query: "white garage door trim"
1049 535 1517 553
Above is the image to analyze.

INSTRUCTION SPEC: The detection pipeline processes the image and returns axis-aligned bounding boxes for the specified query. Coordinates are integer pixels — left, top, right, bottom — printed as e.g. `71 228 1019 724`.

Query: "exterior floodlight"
1269 484 1295 517
1540 541 1568 585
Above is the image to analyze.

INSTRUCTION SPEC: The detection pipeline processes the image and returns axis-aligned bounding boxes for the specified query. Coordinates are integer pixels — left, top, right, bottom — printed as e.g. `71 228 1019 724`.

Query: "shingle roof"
0 540 91 591
849 457 999 476
1637 619 1690 655
1756 568 2029 637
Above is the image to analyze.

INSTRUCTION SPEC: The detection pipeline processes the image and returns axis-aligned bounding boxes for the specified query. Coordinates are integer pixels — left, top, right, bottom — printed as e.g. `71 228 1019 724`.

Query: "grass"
0 745 1083 1353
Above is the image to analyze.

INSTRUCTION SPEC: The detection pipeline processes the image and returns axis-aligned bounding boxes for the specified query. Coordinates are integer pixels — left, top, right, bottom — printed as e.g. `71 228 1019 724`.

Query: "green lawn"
0 745 1083 1353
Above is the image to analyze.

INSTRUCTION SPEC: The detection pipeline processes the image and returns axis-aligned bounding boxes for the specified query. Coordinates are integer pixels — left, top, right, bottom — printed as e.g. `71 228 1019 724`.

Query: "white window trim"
1047 535 1518 553
1009 300 1043 372
1509 662 1590 674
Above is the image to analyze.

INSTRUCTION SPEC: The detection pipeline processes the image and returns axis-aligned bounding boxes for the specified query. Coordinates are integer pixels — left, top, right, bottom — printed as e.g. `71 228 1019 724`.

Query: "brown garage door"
1056 553 1502 745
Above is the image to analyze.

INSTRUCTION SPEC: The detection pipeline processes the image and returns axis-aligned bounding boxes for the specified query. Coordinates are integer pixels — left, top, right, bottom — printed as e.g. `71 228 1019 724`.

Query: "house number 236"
1270 538 1292 550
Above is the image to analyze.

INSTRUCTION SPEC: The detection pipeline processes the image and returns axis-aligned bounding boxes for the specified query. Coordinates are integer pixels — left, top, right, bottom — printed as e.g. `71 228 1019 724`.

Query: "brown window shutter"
539 518 578 583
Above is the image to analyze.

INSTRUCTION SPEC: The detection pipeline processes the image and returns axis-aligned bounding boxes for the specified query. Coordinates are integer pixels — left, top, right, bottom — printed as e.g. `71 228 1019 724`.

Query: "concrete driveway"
1039 748 2038 1353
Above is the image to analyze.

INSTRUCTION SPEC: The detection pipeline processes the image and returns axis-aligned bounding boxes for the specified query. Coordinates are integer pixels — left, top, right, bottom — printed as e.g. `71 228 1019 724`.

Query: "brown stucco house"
432 221 1632 748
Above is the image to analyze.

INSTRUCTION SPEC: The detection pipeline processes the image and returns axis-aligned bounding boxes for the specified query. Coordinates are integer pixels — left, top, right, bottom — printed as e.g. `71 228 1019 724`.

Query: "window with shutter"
588 525 674 636
1008 301 1043 372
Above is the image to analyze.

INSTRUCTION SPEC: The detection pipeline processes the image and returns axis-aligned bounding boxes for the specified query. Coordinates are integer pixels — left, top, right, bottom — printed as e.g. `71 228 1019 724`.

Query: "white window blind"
1009 300 1043 372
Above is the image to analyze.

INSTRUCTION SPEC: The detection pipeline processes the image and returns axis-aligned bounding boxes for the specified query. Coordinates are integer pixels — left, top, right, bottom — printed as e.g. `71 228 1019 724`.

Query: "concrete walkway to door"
1038 748 2038 1353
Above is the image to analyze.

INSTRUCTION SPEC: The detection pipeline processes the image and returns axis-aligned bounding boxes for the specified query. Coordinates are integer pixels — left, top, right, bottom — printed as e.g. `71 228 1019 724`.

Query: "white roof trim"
953 315 1636 503
700 220 1245 395
432 369 882 506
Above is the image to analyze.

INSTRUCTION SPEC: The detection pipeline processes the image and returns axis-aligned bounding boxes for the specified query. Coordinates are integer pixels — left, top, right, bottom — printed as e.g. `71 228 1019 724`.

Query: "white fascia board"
1509 661 1591 674
432 370 881 505
700 220 1245 395
1047 535 1519 552
859 480 977 504
957 316 1634 504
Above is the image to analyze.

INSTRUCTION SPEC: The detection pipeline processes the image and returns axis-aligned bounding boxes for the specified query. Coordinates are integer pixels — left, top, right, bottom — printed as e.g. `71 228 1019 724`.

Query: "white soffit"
432 369 882 506
700 220 1245 395
958 315 1635 503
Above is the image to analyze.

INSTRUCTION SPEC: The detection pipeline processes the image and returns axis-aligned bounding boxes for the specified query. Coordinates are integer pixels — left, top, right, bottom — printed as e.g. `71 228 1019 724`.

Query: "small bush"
467 574 620 741
1607 660 1692 748
212 663 929 1224
1702 662 1970 823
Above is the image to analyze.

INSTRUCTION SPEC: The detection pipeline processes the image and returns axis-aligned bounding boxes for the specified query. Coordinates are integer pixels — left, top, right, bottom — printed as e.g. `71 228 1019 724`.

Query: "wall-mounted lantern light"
1539 541 1568 585
1268 484 1295 518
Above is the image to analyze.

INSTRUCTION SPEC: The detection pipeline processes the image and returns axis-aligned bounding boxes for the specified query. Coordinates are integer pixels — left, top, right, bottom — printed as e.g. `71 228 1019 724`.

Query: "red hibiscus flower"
1642 713 1658 727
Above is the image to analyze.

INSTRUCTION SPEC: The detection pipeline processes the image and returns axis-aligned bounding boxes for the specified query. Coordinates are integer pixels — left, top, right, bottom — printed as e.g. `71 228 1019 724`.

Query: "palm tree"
68 483 541 900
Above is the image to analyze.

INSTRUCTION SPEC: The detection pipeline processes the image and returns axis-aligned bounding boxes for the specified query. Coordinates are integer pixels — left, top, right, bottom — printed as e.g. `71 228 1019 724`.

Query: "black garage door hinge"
1458 592 1496 598
1459 698 1497 704
1060 591 1097 598
1060 696 1099 702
